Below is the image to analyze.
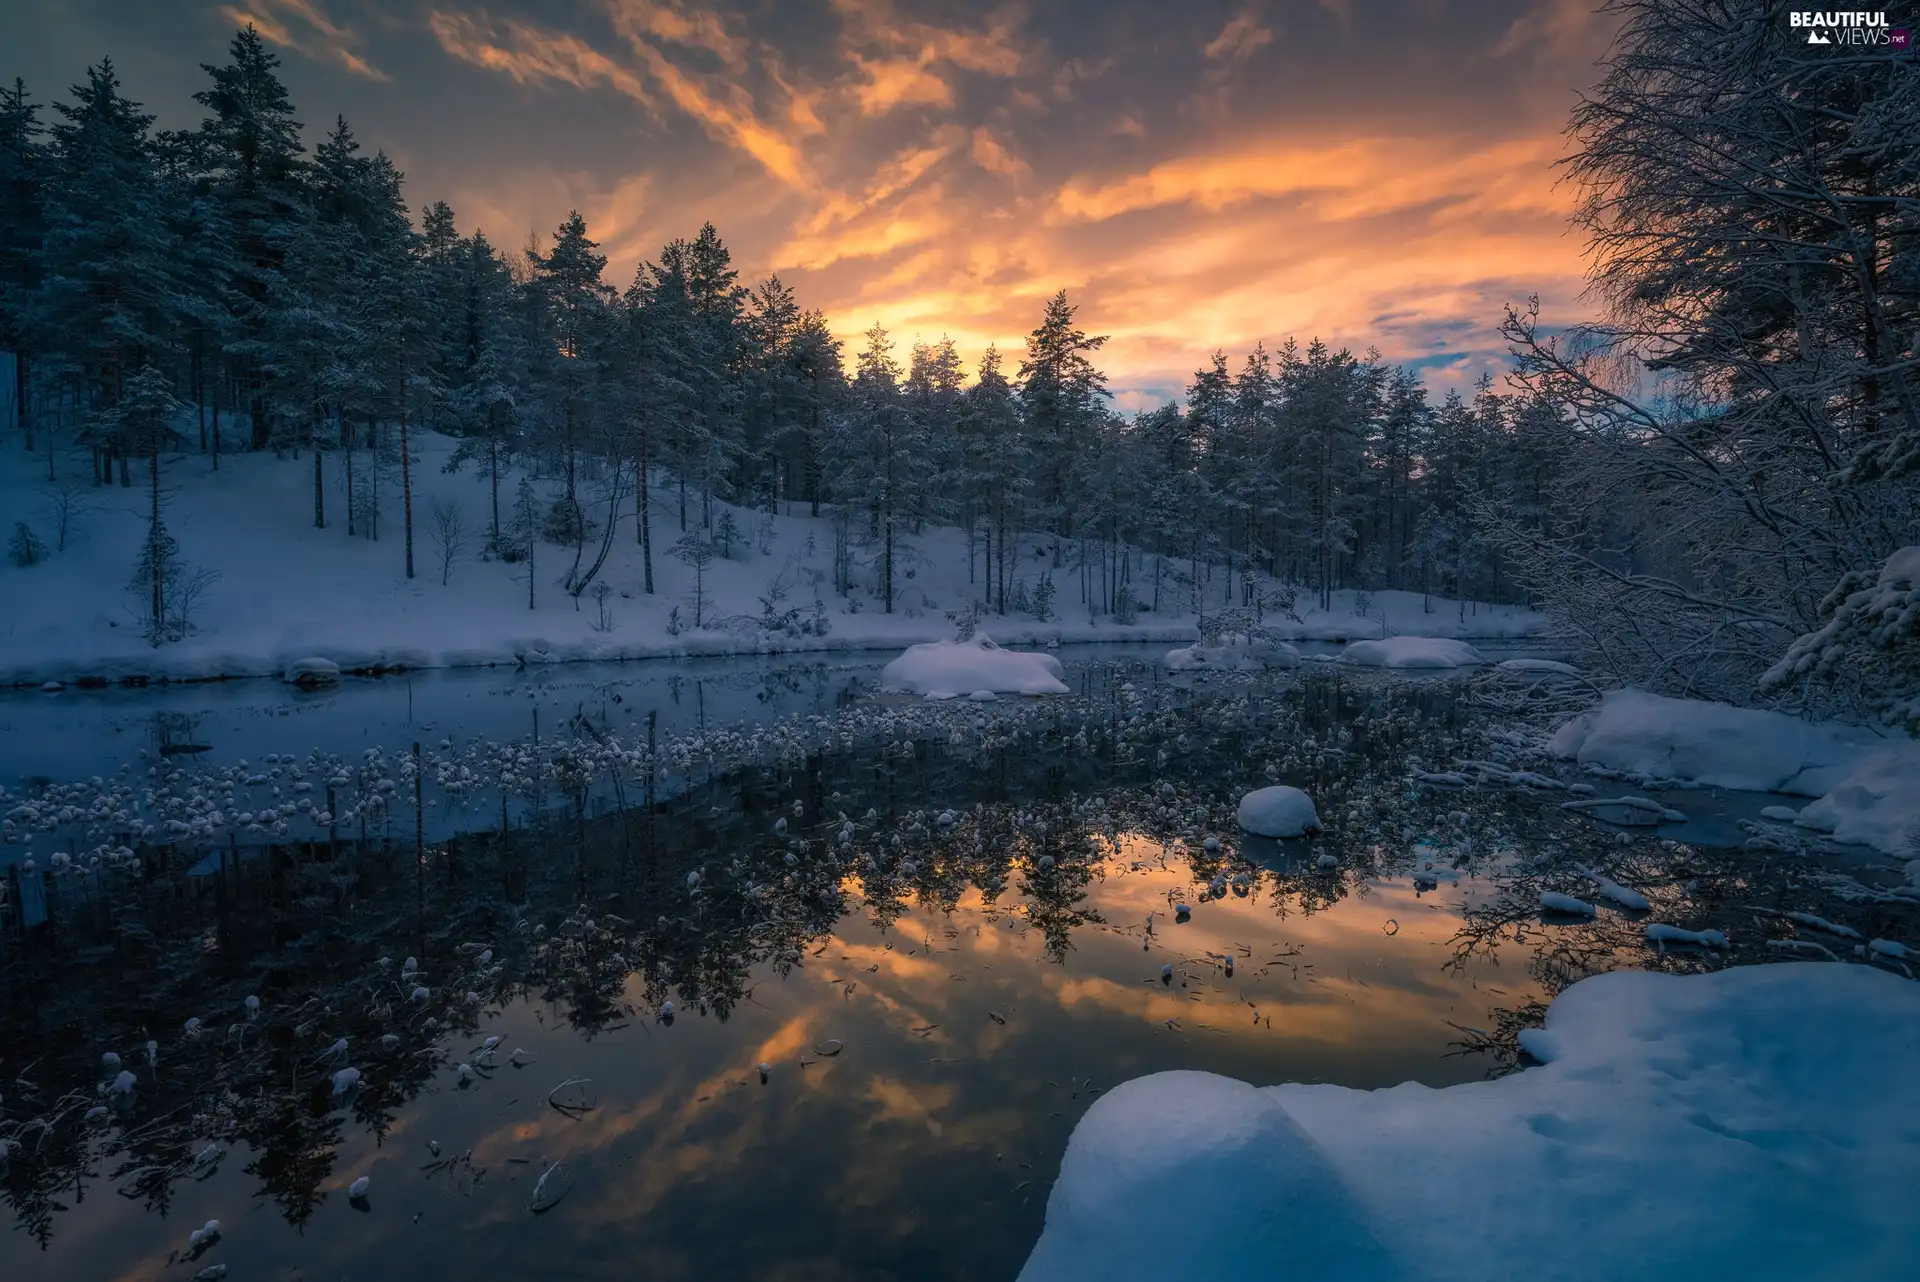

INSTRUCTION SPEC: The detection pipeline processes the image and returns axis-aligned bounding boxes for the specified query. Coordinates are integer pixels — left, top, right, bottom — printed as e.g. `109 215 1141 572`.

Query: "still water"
0 656 1904 1281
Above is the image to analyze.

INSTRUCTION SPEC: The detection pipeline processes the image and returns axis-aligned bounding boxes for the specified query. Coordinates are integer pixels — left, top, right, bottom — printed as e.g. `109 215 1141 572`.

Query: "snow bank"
1236 786 1321 838
1021 963 1920 1282
1548 688 1881 796
1795 739 1920 853
1164 641 1300 672
1339 637 1485 668
0 432 1546 688
878 634 1068 697
1495 657 1582 677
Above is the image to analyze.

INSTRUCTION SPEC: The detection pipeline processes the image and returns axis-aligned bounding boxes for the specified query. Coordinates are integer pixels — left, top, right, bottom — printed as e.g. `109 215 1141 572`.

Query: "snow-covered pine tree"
1018 291 1109 548
956 345 1026 613
0 79 49 456
191 25 308 452
42 61 183 487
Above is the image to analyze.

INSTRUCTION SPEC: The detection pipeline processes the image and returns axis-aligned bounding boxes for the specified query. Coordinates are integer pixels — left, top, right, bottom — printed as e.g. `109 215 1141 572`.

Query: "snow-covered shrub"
1033 573 1056 622
714 511 741 558
665 605 683 637
1762 546 1920 732
543 496 593 546
9 521 48 567
588 582 616 633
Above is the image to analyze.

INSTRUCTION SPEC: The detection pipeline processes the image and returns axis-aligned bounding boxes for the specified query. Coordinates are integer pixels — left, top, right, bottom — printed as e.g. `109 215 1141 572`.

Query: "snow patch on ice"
1021 964 1920 1282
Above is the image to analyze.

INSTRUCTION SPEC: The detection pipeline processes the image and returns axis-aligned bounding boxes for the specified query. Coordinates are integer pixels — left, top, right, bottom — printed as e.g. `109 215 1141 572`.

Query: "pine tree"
528 211 610 509
1018 290 1109 545
43 61 182 487
0 79 48 455
192 25 308 450
956 345 1025 611
111 364 187 642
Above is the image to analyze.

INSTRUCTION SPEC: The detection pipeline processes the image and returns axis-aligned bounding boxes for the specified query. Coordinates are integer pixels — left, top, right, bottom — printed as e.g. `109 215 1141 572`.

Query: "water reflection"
1 666 1908 1282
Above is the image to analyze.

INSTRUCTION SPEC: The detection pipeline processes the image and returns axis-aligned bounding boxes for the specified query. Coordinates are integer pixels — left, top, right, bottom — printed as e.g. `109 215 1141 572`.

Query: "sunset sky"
3 0 1619 408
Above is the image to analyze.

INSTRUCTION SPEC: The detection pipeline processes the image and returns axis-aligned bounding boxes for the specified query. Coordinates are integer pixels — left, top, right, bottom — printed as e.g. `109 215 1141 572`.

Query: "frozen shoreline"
0 431 1547 690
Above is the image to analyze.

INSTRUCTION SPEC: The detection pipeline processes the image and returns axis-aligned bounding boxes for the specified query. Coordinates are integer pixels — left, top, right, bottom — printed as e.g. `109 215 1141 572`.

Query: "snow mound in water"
1236 786 1321 838
1338 637 1484 668
1020 963 1920 1282
879 634 1067 697
1164 641 1300 672
281 657 342 687
1548 688 1878 796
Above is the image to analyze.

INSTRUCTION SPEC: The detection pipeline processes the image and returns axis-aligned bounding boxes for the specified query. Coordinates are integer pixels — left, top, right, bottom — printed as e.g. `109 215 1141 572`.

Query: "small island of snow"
1236 786 1321 838
1339 637 1485 668
879 634 1068 698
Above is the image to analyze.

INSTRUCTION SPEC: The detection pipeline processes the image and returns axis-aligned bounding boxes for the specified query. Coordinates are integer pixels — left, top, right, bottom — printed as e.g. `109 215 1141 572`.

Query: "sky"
2 0 1619 409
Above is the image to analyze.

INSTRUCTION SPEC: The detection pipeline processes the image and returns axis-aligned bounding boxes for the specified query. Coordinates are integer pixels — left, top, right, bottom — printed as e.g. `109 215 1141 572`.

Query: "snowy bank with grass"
878 634 1067 698
1020 963 1920 1282
0 432 1545 687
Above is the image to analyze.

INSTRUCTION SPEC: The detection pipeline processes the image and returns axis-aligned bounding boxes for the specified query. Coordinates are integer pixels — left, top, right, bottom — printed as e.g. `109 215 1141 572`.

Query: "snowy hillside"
0 433 1545 686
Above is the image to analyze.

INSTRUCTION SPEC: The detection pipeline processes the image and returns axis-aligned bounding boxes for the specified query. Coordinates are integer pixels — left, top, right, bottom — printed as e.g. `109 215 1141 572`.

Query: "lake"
1 649 1909 1281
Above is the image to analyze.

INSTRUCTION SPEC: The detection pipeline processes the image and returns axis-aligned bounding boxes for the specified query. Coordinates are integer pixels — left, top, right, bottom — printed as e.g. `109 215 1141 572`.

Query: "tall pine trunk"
149 421 163 644
488 432 501 541
313 416 325 529
400 348 415 579
637 426 654 595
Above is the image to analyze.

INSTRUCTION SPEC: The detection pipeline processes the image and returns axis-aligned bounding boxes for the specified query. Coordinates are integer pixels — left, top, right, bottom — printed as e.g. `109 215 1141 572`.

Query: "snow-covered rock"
1164 641 1300 672
281 657 342 688
1794 739 1920 853
1548 689 1879 796
1236 786 1321 838
1020 964 1920 1282
879 634 1068 697
1338 637 1485 668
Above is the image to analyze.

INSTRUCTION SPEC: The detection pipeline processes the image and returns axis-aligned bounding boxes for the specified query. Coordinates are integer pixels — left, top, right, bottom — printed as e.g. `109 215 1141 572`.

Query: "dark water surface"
1 659 1909 1282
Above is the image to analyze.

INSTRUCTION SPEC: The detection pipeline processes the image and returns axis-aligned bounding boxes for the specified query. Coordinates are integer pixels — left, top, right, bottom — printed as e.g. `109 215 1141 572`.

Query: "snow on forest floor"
0 433 1545 687
1020 963 1920 1282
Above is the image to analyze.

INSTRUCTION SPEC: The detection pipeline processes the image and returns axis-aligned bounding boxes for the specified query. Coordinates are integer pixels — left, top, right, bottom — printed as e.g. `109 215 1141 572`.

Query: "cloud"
830 0 1030 116
219 0 388 80
969 126 1028 178
429 9 655 104
1203 7 1274 62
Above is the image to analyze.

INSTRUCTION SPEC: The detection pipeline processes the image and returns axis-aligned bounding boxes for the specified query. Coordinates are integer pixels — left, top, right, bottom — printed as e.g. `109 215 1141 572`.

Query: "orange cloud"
970 127 1028 178
222 0 387 80
429 10 655 104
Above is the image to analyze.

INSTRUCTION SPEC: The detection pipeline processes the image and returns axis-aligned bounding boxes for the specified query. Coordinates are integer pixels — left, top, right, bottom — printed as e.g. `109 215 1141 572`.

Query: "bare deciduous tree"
428 496 472 586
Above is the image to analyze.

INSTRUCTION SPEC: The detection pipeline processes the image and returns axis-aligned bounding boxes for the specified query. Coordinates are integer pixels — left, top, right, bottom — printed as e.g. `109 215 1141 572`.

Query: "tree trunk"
401 355 415 580
638 429 654 595
313 424 326 529
149 423 163 644
488 433 501 541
